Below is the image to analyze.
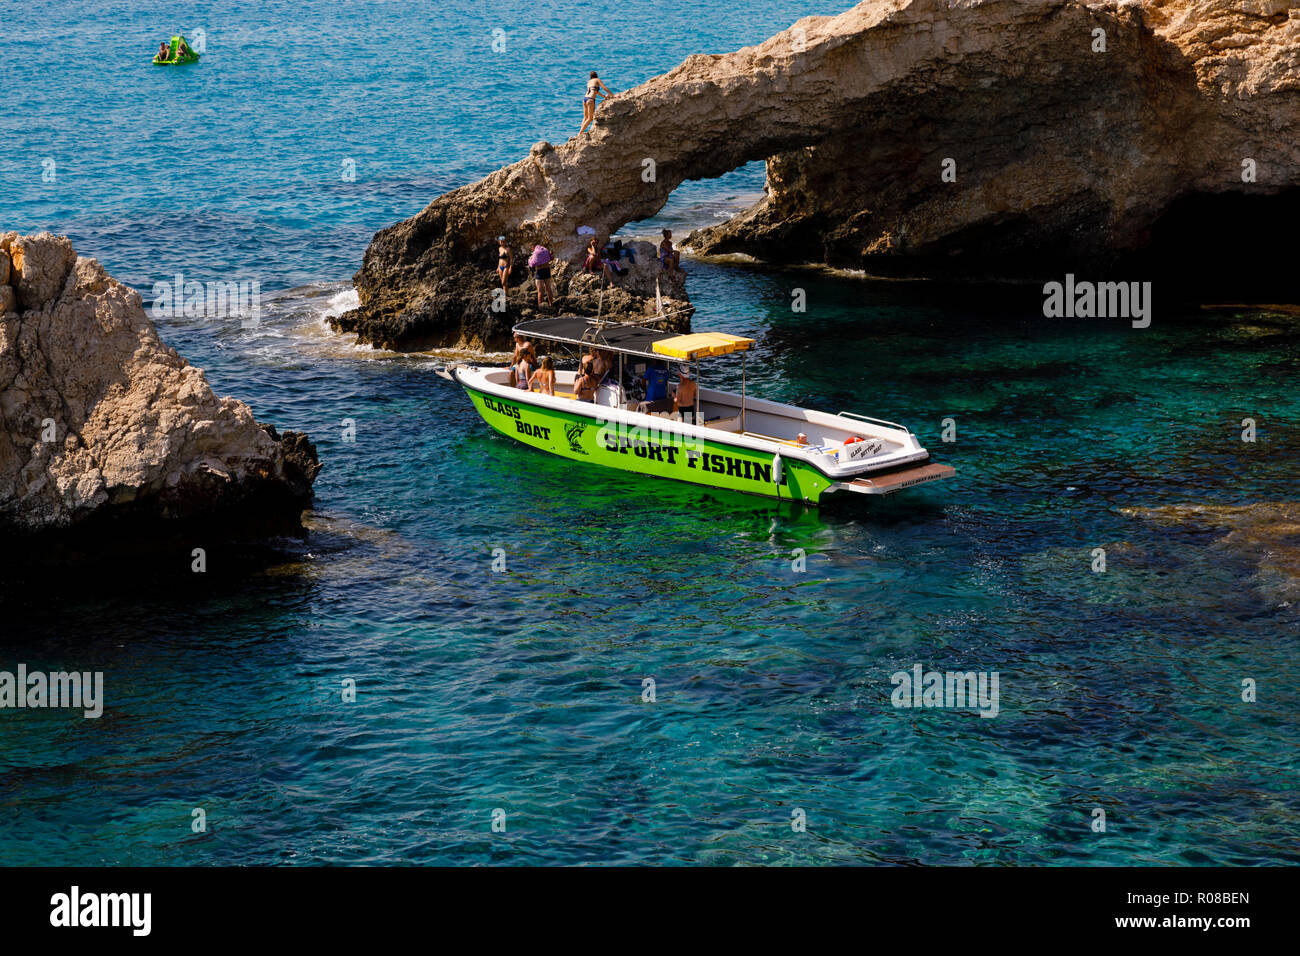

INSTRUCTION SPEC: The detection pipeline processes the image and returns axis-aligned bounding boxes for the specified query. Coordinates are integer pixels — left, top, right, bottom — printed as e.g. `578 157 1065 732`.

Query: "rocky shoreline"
0 233 321 559
341 0 1300 352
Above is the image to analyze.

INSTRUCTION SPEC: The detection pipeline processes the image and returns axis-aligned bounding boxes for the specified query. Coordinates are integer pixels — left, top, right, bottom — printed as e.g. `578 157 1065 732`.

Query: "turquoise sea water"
2 2 1299 866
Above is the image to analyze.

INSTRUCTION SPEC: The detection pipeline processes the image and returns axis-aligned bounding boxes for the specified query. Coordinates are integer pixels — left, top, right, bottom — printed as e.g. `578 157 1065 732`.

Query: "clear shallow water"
2 2 1299 866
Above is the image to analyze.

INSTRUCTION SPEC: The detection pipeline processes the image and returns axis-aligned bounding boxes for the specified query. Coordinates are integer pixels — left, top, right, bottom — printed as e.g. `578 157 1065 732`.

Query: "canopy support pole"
741 352 747 432
695 359 700 426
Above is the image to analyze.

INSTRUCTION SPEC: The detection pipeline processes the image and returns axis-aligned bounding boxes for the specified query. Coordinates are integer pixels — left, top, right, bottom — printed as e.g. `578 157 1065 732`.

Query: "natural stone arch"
338 0 1300 351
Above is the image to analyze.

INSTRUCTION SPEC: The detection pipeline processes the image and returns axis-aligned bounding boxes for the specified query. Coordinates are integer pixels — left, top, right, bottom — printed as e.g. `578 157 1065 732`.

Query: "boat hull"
460 375 859 504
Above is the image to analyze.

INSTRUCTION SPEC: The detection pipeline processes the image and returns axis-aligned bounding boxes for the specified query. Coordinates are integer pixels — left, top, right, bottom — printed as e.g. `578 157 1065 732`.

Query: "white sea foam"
322 287 360 319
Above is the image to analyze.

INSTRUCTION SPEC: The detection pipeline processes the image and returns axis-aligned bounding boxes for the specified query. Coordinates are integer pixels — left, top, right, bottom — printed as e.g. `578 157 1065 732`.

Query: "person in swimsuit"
514 354 532 391
496 236 512 290
574 359 599 403
673 364 698 423
583 348 612 383
530 356 556 396
659 229 681 276
579 71 614 135
509 333 537 388
584 237 601 273
157 42 172 61
177 38 191 58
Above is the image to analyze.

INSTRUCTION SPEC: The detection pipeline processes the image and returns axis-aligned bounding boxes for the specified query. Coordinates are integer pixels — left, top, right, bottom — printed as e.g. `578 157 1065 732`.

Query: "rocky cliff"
0 232 321 545
688 0 1300 295
347 0 1300 350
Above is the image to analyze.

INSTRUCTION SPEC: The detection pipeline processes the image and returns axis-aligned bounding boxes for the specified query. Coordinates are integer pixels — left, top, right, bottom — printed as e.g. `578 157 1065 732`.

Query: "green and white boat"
437 317 954 505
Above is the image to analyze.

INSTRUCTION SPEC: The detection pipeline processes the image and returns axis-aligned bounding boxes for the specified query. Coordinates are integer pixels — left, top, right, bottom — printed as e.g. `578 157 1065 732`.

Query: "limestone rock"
686 0 1300 292
351 0 1300 348
0 232 321 540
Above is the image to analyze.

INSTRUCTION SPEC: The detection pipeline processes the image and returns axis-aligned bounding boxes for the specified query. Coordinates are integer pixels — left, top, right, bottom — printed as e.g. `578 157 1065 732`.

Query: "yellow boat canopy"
652 332 755 360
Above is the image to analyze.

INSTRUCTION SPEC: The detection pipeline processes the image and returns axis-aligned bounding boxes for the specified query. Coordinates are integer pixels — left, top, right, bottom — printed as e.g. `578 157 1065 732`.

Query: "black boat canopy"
512 317 753 362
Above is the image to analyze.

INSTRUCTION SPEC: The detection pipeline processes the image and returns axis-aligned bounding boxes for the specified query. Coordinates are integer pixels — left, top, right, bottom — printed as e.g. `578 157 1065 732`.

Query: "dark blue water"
2 1 1298 866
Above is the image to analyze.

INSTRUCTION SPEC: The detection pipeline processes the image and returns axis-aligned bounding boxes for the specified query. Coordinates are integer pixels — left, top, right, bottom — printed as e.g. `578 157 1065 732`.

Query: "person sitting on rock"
659 230 681 276
584 237 602 273
600 243 627 278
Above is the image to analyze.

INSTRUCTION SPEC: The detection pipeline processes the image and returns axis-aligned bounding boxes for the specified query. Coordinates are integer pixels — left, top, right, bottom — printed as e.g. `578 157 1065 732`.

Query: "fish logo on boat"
565 421 588 454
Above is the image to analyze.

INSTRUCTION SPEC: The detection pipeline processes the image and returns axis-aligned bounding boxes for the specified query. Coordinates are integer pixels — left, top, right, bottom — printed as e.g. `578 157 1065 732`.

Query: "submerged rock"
0 232 321 547
350 0 1300 352
1124 502 1300 606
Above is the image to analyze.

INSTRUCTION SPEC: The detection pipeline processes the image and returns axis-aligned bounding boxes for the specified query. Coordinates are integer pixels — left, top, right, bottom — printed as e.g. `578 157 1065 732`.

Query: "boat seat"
742 430 808 448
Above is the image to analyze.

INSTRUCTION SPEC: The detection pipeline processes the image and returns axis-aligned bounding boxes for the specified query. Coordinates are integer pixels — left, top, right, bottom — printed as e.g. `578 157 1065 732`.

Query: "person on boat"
514 353 533 391
496 236 512 290
659 230 681 276
509 333 537 387
635 360 672 414
528 244 554 307
673 364 698 423
579 71 614 135
591 349 614 382
157 41 172 61
530 356 556 396
177 38 192 58
574 359 599 403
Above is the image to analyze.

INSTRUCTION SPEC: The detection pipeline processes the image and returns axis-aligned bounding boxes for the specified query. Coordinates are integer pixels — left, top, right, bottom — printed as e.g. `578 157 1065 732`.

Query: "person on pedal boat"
157 42 172 61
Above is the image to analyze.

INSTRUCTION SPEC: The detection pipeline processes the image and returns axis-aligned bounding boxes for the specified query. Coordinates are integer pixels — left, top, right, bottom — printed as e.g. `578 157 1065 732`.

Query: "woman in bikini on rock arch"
579 71 614 135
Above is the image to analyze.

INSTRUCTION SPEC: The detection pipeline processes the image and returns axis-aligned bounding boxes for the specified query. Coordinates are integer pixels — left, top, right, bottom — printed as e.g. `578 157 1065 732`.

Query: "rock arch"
339 0 1300 351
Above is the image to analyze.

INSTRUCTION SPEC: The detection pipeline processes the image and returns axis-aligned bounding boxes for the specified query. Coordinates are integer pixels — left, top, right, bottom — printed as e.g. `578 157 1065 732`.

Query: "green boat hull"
463 383 836 504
